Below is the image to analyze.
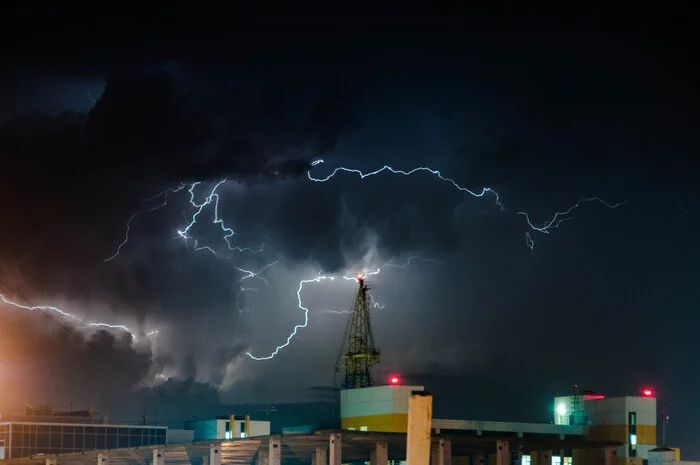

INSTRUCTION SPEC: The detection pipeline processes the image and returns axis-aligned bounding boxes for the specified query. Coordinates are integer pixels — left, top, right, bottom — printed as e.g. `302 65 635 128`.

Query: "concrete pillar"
97 454 109 465
153 449 164 465
46 458 57 465
329 433 342 465
371 441 388 465
407 391 433 465
496 440 510 465
210 443 221 465
604 447 616 465
534 451 551 465
269 438 281 465
314 447 327 465
437 439 451 465
257 450 269 465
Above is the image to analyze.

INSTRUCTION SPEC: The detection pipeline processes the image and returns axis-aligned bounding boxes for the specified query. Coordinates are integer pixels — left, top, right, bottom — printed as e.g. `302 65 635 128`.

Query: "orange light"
357 273 364 280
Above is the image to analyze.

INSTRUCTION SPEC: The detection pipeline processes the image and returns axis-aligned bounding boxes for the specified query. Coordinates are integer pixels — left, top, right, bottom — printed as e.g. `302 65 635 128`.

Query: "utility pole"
257 403 277 421
661 403 669 447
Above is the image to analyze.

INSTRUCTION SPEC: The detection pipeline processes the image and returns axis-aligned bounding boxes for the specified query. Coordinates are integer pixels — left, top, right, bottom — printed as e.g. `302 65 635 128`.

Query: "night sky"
1 5 699 458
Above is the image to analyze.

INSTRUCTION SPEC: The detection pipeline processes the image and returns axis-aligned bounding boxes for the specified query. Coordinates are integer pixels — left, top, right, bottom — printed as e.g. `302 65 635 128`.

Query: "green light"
556 403 567 415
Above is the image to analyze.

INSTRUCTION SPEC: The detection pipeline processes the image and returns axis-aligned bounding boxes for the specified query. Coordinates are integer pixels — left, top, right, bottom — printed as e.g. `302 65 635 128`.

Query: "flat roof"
0 422 166 428
0 430 622 465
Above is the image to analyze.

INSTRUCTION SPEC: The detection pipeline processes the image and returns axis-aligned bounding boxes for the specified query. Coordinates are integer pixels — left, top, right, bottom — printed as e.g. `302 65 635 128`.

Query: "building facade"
554 394 657 465
340 385 425 433
185 416 270 441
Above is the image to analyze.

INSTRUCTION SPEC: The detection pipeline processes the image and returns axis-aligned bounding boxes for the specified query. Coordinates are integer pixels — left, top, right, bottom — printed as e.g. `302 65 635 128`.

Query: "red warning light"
641 388 655 397
389 375 400 385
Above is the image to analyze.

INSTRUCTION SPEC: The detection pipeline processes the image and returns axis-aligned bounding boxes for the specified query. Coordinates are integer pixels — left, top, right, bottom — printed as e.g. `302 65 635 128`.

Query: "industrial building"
553 390 657 465
0 277 685 465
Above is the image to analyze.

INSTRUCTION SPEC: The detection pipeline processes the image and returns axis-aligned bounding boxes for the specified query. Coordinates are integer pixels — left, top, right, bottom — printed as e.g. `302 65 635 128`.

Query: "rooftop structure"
554 392 657 465
185 415 270 441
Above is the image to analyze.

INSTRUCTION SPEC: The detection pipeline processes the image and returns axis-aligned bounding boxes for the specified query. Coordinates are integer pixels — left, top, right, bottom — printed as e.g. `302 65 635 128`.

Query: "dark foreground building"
0 407 165 459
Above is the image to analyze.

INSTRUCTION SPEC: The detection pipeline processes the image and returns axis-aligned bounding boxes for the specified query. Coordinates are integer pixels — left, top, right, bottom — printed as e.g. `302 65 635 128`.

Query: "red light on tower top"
642 388 655 397
389 375 400 385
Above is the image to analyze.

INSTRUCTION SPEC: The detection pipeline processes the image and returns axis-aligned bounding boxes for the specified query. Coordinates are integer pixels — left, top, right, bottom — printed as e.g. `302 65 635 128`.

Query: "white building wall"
585 396 628 426
231 420 270 438
340 385 424 418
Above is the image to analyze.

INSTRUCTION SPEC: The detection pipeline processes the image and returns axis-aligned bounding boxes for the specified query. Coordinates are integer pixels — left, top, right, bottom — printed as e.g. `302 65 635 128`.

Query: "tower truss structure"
339 275 381 389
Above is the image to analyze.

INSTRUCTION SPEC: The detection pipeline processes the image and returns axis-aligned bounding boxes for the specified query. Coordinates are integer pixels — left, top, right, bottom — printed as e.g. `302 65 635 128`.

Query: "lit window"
552 456 562 465
224 431 231 440
522 455 532 465
630 434 637 445
556 404 567 416
360 426 368 432
348 427 356 431
564 458 572 465
241 433 246 439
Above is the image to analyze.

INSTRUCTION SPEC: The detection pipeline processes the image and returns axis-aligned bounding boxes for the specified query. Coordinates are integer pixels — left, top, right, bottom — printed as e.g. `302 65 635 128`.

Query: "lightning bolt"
309 160 628 250
308 160 503 208
177 180 264 255
0 292 156 341
235 261 280 314
246 271 337 360
97 161 628 362
105 184 187 262
246 255 441 360
518 196 629 250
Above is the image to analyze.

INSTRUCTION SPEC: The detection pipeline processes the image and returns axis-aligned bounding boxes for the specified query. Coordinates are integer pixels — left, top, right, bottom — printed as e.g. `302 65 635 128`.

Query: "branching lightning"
309 160 628 250
105 184 187 262
518 196 629 250
0 292 155 341
235 261 280 314
246 255 442 360
246 271 337 360
177 180 264 255
308 160 503 208
97 159 629 363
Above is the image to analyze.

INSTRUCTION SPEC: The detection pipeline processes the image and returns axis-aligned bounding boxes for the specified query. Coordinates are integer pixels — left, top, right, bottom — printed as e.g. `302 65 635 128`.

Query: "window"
552 457 561 465
628 411 638 457
360 426 368 432
563 458 572 465
225 432 231 440
522 455 531 465
240 433 246 438
629 444 637 458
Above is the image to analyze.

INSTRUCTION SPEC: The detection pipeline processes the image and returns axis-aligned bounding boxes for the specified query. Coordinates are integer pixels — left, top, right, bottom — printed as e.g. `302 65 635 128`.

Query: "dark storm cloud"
2 16 700 457
0 62 360 418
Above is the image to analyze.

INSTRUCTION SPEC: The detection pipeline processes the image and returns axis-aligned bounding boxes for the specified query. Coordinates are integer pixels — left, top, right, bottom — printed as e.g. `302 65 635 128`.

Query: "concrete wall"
433 419 586 436
231 420 269 438
189 420 222 441
166 429 194 444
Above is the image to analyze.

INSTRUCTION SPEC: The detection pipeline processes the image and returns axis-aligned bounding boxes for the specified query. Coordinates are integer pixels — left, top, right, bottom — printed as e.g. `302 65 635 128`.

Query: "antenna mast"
340 275 381 389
